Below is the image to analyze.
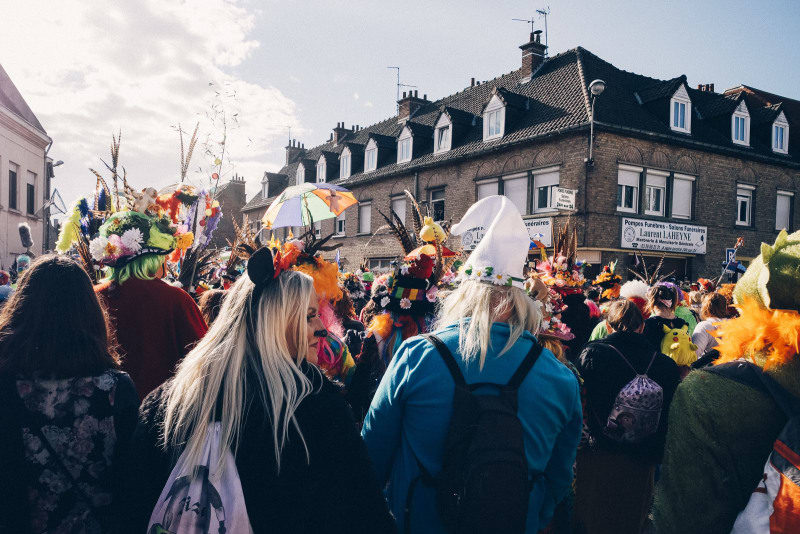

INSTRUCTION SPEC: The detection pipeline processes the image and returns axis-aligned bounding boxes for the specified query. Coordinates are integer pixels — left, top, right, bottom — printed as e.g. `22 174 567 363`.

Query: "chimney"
333 122 351 144
397 90 426 123
697 83 716 92
285 138 305 165
471 77 475 87
519 30 547 79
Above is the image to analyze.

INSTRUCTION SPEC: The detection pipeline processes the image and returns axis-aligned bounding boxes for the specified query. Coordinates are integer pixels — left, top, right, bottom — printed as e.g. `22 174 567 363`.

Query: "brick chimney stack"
520 30 547 79
285 138 305 165
333 122 352 144
397 90 427 123
697 83 715 92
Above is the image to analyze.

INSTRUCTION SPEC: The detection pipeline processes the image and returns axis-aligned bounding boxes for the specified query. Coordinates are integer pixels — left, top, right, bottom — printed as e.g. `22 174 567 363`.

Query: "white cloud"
0 0 301 210
364 101 374 108
353 92 360 100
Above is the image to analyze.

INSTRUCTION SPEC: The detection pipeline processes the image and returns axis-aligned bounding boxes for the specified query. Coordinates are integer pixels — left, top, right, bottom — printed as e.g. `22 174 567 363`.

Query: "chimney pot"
710 83 714 92
423 94 427 100
471 77 475 87
402 91 406 98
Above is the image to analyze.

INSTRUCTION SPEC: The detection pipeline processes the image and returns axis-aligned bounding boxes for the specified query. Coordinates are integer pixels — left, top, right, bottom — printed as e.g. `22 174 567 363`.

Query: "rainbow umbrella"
262 183 357 228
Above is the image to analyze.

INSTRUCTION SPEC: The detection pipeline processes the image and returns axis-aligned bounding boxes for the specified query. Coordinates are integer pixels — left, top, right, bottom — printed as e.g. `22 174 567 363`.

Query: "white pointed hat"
451 195 529 288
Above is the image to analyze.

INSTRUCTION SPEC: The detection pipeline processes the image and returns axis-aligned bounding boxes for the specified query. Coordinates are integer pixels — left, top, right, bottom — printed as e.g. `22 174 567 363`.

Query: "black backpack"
405 334 543 534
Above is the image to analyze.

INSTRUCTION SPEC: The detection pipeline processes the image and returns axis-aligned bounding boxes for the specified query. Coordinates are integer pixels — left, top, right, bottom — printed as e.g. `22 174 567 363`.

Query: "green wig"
103 253 165 285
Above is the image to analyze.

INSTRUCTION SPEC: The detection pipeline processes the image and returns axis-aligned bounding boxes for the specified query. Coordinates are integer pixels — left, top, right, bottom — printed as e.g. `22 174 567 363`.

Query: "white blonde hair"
162 269 318 475
433 280 543 369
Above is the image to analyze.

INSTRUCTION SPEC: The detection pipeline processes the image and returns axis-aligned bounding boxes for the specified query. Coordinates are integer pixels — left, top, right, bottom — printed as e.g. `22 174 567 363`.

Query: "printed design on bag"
149 466 227 534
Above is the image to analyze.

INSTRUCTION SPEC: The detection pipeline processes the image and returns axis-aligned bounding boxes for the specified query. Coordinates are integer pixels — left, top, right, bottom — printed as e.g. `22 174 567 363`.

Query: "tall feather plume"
404 189 424 238
431 237 444 285
377 208 415 254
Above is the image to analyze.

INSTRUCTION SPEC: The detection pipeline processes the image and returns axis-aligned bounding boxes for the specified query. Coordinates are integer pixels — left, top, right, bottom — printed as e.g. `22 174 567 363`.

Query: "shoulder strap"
595 343 642 375
423 334 466 388
506 339 544 390
707 360 800 418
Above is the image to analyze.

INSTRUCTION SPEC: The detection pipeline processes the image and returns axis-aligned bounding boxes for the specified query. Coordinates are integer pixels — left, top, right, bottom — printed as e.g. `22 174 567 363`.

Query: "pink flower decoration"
426 286 439 302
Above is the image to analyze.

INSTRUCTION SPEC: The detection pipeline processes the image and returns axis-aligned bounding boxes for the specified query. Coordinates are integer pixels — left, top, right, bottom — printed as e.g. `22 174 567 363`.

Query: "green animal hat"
734 229 800 312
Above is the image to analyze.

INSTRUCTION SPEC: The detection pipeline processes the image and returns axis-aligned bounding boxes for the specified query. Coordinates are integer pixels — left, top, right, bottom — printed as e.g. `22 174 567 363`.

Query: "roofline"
0 105 50 147
594 120 800 170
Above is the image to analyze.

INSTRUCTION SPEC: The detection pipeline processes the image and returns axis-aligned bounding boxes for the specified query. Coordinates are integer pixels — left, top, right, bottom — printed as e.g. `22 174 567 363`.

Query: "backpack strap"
506 339 544 389
423 334 467 388
706 360 800 418
596 343 652 375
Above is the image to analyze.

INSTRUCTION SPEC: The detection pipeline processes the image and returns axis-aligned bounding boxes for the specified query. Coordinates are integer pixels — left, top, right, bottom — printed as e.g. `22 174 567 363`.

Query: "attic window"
316 158 326 183
365 139 378 172
262 180 269 198
340 148 351 179
296 164 305 186
773 112 789 154
732 101 750 146
434 114 452 153
483 94 505 141
397 127 412 164
669 85 691 134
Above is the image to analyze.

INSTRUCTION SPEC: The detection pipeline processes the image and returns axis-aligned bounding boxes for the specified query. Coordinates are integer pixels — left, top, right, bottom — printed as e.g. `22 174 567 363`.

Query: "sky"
1 0 798 218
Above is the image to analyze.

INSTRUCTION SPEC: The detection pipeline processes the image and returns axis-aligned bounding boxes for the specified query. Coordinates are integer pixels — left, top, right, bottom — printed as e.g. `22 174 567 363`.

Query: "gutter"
42 138 53 253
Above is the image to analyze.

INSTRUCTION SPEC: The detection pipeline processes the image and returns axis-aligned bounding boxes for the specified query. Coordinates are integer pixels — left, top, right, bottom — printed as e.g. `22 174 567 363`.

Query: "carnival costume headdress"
536 220 585 295
712 229 800 370
592 260 623 300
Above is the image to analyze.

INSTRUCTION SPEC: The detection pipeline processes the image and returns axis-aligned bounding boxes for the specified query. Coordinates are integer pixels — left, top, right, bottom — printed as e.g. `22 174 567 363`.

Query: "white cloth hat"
451 195 529 288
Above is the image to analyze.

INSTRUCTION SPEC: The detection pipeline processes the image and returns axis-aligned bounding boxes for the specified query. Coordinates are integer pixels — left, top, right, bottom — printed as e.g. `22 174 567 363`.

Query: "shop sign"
461 217 553 251
554 187 576 210
621 217 707 254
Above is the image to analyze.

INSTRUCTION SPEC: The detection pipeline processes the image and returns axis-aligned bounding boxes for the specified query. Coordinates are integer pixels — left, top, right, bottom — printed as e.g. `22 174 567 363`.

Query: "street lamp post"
587 79 606 167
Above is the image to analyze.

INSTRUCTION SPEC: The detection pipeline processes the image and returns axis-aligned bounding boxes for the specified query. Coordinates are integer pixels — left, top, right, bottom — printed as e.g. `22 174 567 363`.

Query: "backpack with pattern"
598 344 663 444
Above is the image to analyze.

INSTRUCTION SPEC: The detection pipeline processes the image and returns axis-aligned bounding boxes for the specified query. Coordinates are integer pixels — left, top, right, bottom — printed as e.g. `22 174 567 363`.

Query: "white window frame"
671 173 695 220
434 114 452 153
503 172 528 215
644 169 668 217
732 101 750 146
532 166 560 214
429 188 445 222
340 148 352 179
483 94 506 141
365 139 378 172
669 85 692 134
334 210 346 236
316 157 326 183
776 190 793 231
773 112 789 154
397 127 412 164
26 170 36 215
261 180 269 198
313 221 322 238
358 202 371 234
296 164 305 186
368 257 393 271
391 195 406 223
617 164 641 213
736 184 755 226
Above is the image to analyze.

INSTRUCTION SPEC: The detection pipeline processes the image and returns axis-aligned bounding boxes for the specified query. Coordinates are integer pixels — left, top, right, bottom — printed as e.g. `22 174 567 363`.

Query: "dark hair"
334 289 357 320
0 255 119 378
647 284 678 314
198 289 227 325
701 292 729 320
585 288 600 301
606 300 644 333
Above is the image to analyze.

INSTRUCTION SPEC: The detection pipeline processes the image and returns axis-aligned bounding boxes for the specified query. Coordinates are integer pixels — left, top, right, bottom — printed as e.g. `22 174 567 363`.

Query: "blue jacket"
362 322 582 533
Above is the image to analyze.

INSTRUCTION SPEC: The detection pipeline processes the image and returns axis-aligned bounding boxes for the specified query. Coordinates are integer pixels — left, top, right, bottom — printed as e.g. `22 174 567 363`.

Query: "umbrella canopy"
263 183 357 228
405 243 457 260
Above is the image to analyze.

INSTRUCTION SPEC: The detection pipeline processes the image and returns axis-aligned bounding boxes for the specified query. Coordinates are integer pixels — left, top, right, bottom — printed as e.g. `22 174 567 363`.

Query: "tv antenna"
513 6 550 57
387 67 417 112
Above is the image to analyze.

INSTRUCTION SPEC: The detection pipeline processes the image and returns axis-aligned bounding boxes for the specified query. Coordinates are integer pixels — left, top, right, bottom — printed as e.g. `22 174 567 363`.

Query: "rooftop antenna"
287 125 292 144
536 7 550 56
387 66 417 113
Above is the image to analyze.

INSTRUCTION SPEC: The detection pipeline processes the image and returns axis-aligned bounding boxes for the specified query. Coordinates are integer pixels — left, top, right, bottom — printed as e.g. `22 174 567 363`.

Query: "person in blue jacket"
361 195 583 533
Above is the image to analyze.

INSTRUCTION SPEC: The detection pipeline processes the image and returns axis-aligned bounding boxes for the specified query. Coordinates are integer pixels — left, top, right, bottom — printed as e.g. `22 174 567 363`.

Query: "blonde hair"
434 280 542 369
162 269 318 475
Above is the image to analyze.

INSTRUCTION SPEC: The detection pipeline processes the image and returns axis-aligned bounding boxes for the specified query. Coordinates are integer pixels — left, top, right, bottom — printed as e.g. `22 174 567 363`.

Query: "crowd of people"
0 171 798 534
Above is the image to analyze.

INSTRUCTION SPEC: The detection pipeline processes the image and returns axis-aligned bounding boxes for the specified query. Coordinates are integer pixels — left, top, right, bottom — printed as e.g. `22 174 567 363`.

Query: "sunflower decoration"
592 260 623 301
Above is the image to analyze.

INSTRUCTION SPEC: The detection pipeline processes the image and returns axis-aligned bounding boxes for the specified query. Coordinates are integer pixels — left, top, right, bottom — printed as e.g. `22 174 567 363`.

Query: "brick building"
211 173 246 248
243 33 799 279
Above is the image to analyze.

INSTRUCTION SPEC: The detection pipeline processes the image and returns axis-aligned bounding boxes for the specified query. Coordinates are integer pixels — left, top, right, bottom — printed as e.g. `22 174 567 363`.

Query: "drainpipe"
43 139 52 253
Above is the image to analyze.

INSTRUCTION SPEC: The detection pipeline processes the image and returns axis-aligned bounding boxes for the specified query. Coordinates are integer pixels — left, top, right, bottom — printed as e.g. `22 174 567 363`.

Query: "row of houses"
242 32 799 279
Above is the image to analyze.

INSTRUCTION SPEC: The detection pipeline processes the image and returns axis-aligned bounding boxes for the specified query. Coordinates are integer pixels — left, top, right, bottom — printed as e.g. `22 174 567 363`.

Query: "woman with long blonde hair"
361 196 583 533
116 247 394 533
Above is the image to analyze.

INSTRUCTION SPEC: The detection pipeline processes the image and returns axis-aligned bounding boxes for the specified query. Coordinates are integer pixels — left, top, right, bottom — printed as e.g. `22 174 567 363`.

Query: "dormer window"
434 114 452 153
773 112 789 154
340 148 352 179
732 101 750 146
483 94 505 141
670 85 691 134
364 139 378 172
296 164 305 186
262 180 269 198
316 158 326 183
397 127 412 163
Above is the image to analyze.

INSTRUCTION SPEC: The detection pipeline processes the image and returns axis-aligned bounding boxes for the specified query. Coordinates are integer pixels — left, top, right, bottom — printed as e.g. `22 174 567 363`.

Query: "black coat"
577 331 681 464
115 361 396 534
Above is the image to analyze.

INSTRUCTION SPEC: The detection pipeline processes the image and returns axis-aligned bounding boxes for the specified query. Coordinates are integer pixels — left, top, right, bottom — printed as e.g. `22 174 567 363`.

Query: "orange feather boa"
713 297 800 370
